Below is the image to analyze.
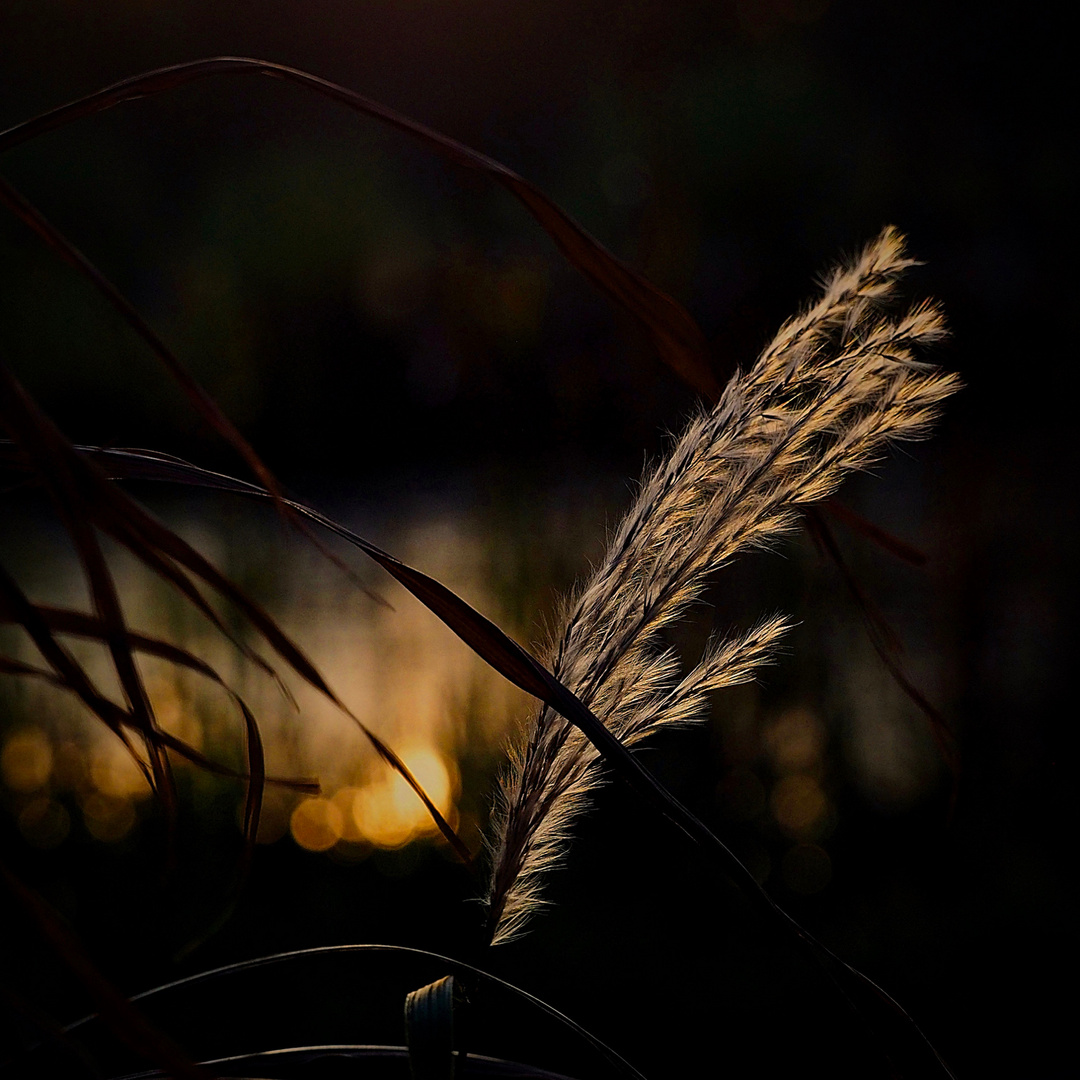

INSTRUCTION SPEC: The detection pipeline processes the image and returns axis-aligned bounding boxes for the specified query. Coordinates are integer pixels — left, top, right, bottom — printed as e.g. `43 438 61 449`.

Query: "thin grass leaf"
0 560 150 784
107 1046 589 1080
804 509 959 785
0 175 388 611
0 57 718 398
0 173 282 503
1 374 467 863
0 600 318 801
823 497 928 566
0 860 211 1080
62 944 651 1080
1 379 183 839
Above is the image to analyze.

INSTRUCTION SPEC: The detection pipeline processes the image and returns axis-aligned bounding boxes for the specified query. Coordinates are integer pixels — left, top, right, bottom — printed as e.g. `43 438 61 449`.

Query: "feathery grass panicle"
485 228 959 945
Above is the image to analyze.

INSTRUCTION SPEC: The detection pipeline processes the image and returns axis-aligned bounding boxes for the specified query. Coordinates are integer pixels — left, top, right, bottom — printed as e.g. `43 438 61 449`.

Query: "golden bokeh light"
764 707 825 773
2 504 535 860
81 793 137 843
770 774 829 838
1 728 54 792
330 786 368 844
351 745 458 850
290 797 345 852
89 740 150 800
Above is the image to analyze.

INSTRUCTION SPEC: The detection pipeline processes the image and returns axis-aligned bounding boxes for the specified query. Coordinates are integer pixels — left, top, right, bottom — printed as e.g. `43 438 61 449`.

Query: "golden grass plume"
484 227 959 945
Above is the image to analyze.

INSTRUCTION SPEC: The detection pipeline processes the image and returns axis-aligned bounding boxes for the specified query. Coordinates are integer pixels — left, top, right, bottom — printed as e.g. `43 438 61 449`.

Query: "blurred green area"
0 2 1074 1078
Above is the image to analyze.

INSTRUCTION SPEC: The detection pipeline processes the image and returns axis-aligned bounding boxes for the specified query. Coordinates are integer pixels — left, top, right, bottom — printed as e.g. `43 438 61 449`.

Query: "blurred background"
0 2 1073 1077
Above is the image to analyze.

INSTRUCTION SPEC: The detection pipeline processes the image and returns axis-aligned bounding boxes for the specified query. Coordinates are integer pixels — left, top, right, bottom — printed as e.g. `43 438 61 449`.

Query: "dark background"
0 2 1074 1078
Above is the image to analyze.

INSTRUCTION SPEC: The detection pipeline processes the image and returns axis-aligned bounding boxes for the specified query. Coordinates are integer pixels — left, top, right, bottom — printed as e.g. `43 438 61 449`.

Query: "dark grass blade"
0 651 314 792
155 730 317 794
804 509 960 790
107 1046 589 1080
0 600 225 681
0 654 63 681
62 944 650 1080
0 596 319 796
0 560 152 788
0 176 389 609
1 361 177 820
0 860 211 1080
823 498 928 567
1 391 467 864
0 173 282 504
96 503 299 704
0 604 317 799
0 58 718 399
0 595 291 711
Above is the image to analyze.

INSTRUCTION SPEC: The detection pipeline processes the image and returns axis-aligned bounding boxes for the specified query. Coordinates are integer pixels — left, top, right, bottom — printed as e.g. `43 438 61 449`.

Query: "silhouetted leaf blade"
0 58 718 397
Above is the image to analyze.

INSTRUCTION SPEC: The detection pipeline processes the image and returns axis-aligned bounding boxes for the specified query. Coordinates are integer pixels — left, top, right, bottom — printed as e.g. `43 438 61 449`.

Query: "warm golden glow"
89 740 150 799
764 707 825 773
2 504 536 859
1 728 54 792
350 744 458 850
290 796 345 852
330 786 368 844
81 793 136 842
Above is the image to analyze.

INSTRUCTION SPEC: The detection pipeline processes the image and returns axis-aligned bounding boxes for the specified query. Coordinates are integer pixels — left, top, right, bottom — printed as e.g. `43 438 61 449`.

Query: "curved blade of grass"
0 609 316 792
0 593 291 712
0 559 153 791
0 860 211 1080
0 58 718 399
0 600 226 681
823 498 928 567
0 176 388 609
62 944 650 1080
107 1046 588 1080
154 730 318 794
1 359 177 826
0 173 281 504
804 508 959 791
0 390 466 864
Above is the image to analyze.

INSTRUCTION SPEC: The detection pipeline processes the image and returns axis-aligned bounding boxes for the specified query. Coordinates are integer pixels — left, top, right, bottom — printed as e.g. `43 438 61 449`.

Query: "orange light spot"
765 707 825 773
90 742 149 799
353 745 457 849
290 797 344 852
1 729 53 792
81 794 136 842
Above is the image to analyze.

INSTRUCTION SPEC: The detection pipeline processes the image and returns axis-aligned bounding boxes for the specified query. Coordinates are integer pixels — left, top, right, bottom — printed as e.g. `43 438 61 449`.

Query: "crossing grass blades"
0 59 959 1080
